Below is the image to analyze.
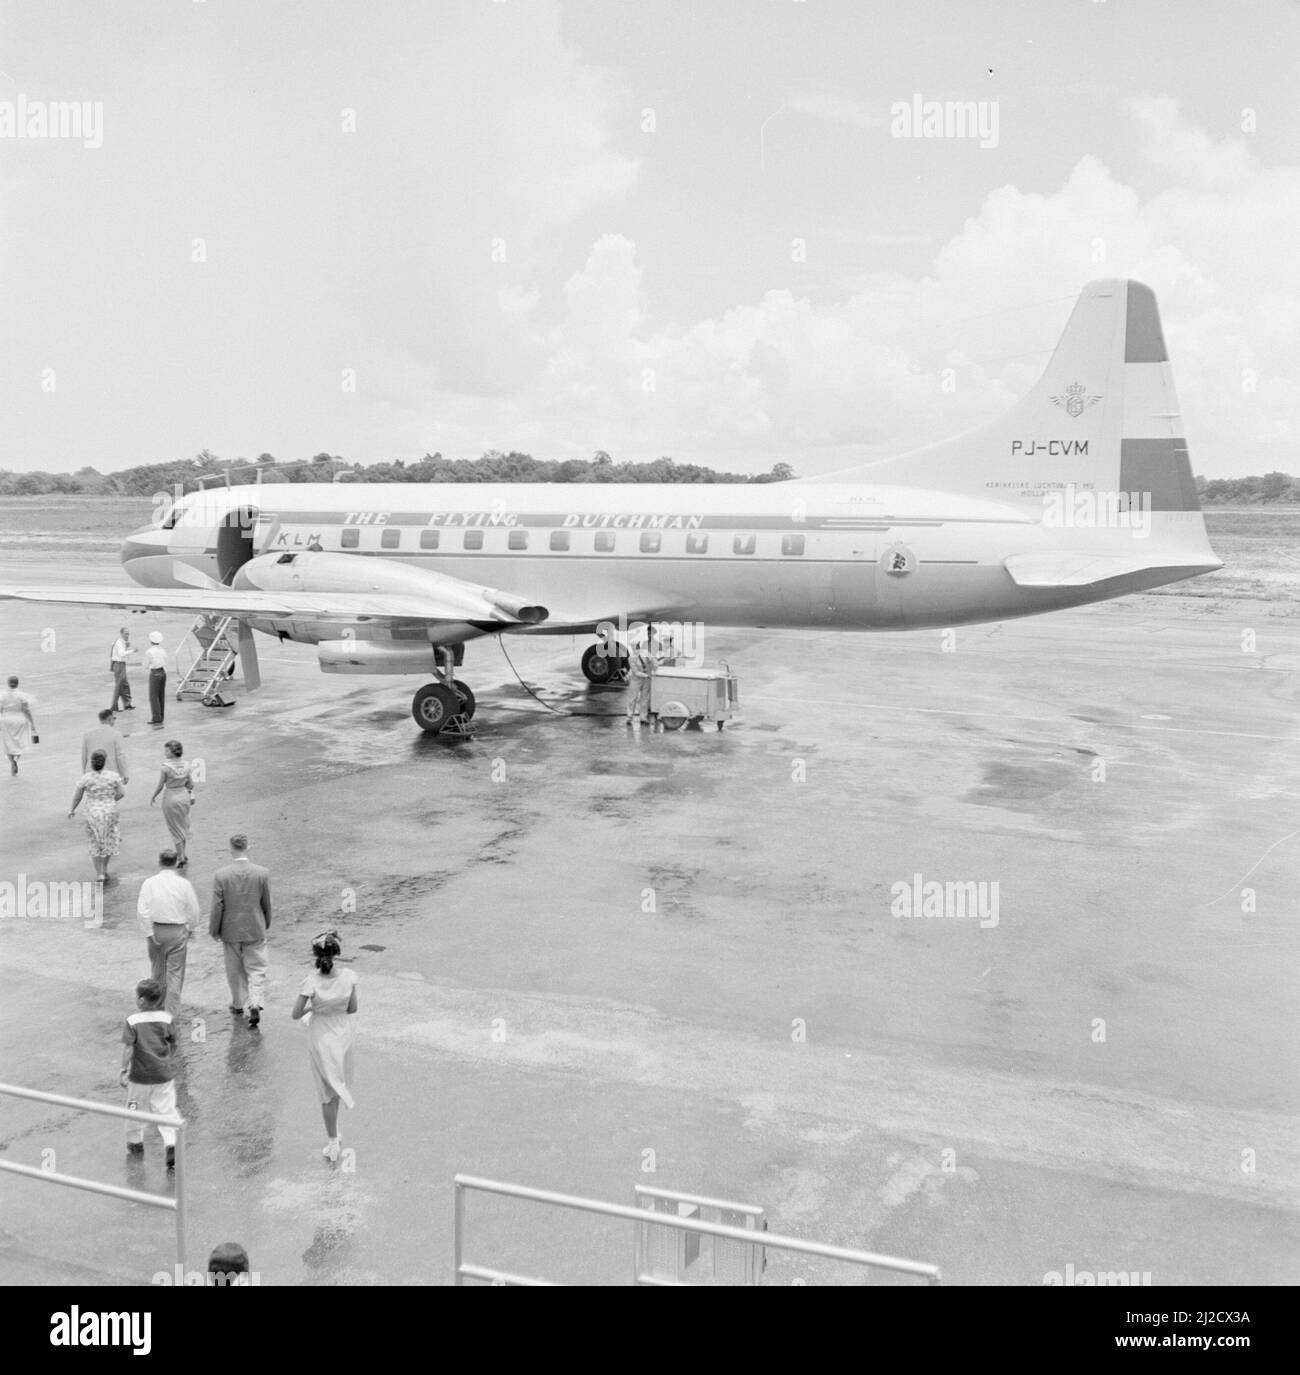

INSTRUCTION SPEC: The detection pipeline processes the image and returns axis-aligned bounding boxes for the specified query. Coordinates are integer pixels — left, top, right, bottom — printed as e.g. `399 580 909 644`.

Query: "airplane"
1 279 1222 733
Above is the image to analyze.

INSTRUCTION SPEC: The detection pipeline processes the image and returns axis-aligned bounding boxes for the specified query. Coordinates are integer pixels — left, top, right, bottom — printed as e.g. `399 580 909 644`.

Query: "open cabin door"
215 506 259 585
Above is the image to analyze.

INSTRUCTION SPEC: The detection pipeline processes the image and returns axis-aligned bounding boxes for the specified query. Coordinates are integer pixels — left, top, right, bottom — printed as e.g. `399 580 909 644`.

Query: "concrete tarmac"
1 560 1298 1285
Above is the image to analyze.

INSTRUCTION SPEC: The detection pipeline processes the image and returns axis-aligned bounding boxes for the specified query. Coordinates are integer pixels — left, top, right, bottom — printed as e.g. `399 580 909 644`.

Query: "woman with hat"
291 929 359 1162
142 631 169 724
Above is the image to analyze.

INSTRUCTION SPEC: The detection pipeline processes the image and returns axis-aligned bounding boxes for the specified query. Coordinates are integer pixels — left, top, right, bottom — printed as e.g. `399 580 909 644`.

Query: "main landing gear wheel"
412 683 461 733
581 643 629 685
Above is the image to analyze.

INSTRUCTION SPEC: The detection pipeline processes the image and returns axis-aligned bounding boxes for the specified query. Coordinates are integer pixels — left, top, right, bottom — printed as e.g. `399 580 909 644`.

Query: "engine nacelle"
233 551 547 624
317 640 441 676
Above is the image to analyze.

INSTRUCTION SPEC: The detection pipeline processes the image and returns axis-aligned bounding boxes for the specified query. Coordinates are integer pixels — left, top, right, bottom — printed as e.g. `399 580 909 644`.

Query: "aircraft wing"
0 583 542 627
0 571 685 633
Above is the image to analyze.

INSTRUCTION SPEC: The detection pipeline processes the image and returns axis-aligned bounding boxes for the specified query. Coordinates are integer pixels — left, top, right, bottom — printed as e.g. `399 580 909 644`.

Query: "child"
119 978 178 1168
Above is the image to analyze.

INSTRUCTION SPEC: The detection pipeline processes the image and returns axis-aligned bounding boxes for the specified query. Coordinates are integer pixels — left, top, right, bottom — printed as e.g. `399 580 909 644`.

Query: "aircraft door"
216 506 258 585
829 532 879 625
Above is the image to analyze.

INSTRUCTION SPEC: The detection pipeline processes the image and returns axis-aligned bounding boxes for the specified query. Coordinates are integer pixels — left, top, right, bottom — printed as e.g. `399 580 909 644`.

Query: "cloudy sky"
1 0 1296 477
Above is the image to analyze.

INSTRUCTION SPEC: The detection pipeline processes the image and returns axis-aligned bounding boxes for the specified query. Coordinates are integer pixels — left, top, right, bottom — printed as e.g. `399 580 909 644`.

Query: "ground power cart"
650 664 740 731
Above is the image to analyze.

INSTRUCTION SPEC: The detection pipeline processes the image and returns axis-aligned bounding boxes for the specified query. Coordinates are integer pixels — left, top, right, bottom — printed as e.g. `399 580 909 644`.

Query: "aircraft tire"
581 643 629 685
658 701 691 731
412 682 460 733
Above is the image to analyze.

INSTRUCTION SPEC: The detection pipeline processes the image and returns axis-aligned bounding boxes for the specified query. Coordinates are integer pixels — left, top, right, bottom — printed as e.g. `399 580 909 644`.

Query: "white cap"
149 631 163 644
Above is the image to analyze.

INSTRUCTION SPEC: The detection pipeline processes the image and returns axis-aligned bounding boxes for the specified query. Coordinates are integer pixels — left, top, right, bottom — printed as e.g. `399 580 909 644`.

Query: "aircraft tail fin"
814 279 1203 517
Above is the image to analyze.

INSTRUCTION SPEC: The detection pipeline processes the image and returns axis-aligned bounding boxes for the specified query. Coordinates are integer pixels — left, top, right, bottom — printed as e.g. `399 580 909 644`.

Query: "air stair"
176 614 240 706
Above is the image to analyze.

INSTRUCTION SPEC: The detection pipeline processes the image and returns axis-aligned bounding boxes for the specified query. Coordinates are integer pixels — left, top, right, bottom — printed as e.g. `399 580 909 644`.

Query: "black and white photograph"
0 0 1296 1310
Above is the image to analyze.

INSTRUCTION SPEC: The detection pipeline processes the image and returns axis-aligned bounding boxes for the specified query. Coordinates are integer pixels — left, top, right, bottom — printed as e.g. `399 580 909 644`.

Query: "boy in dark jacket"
120 978 178 1168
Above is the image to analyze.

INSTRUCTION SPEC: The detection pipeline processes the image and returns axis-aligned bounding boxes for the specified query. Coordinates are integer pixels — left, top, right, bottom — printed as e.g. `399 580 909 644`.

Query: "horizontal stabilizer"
1004 551 1221 588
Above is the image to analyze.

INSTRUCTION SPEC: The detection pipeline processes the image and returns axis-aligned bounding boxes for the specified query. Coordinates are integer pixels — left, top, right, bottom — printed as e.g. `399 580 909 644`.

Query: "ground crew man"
143 631 169 724
625 628 659 728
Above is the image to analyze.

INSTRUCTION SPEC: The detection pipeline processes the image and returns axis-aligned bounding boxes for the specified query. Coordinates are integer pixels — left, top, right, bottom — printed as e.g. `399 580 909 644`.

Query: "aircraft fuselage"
120 479 1212 641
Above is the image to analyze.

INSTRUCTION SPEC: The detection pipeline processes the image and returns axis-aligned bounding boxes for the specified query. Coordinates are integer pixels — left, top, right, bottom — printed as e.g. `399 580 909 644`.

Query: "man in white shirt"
143 631 169 725
110 626 137 712
138 849 199 1015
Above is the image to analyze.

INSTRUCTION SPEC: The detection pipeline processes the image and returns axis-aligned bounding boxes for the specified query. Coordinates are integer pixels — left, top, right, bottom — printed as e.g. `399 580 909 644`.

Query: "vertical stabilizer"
811 280 1202 517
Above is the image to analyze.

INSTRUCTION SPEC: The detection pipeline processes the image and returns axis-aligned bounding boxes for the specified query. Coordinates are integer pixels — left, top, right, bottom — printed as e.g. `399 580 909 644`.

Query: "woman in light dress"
1 675 36 775
150 739 195 867
69 749 125 884
291 930 359 1163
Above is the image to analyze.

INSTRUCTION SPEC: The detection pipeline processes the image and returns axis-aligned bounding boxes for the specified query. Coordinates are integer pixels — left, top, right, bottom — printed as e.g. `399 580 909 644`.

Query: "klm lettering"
1011 440 1090 457
562 513 704 530
274 530 323 548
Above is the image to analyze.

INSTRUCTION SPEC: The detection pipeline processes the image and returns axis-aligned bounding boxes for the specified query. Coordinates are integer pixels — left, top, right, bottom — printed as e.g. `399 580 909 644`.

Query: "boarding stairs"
176 614 240 705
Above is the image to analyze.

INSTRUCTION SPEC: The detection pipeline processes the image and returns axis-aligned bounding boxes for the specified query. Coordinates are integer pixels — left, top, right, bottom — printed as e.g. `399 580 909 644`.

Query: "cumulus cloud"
494 70 639 253
392 98 1294 476
1129 95 1257 190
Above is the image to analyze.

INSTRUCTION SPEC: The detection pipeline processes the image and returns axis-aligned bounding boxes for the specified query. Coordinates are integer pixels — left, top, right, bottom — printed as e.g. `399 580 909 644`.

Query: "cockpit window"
161 505 182 530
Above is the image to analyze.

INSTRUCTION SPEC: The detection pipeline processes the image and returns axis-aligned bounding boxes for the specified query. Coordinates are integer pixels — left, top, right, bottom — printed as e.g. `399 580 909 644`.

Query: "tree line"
0 450 796 496
0 452 1294 502
1198 472 1299 504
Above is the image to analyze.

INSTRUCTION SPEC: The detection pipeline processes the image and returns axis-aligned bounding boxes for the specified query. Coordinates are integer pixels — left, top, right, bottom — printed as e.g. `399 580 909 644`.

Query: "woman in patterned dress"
69 749 125 884
150 739 195 867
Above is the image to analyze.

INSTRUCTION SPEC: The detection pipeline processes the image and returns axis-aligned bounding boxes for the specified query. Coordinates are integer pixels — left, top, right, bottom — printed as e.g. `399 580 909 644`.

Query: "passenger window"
640 532 662 553
686 533 709 554
781 533 805 556
419 529 440 550
381 528 401 549
463 529 484 550
734 534 756 555
508 529 528 550
549 530 570 551
341 528 360 549
594 531 616 552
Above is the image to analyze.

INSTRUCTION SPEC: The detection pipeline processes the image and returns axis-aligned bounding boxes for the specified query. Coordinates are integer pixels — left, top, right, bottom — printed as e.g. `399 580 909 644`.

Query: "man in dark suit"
209 834 272 1027
82 708 129 783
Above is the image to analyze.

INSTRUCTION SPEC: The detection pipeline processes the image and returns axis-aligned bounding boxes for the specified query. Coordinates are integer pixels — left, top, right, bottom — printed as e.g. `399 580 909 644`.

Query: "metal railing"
196 458 343 489
453 1174 941 1286
0 1082 188 1277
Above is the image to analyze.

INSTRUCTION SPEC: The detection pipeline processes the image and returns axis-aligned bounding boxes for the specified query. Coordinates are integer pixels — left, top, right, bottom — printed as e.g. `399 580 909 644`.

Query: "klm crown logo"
1051 381 1102 418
